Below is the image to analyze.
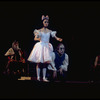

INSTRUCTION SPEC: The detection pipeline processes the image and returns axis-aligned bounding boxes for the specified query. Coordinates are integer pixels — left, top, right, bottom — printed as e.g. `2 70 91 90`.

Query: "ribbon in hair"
41 15 49 20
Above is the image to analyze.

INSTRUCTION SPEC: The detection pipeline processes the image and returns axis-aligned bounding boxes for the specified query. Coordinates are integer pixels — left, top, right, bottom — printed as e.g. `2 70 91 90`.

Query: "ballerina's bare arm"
54 35 63 42
50 30 63 42
33 29 41 41
34 36 40 41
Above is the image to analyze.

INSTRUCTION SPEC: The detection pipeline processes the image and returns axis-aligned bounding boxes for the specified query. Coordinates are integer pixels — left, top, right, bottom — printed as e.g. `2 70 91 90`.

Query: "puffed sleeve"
50 31 57 38
60 53 69 71
4 48 15 56
33 29 41 38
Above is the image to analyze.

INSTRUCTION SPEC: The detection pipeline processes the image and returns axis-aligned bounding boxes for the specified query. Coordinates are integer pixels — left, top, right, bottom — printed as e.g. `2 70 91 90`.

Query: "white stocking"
43 68 46 80
36 65 40 80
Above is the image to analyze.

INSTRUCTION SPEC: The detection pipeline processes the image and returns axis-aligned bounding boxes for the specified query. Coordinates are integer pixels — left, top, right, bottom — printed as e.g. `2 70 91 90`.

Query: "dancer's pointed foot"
43 78 49 82
37 77 40 81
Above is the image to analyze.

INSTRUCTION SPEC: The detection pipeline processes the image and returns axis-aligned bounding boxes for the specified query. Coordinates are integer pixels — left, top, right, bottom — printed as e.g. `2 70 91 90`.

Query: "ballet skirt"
27 29 56 63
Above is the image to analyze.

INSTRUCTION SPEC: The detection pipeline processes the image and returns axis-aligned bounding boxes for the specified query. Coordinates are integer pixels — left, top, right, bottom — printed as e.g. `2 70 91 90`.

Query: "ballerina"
28 15 62 82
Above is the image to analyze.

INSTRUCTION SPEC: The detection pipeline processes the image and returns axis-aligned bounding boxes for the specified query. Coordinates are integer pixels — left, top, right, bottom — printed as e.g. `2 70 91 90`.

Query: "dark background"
0 1 100 99
0 1 100 81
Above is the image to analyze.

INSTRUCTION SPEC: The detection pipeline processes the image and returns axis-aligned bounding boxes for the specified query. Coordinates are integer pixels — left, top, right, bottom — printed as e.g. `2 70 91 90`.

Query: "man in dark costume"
4 40 27 79
48 43 69 81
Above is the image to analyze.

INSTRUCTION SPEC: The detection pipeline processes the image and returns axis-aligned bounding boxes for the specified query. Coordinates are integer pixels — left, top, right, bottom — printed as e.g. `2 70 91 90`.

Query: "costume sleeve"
4 48 15 56
33 29 41 38
94 56 98 67
50 31 57 38
48 52 57 71
60 53 69 71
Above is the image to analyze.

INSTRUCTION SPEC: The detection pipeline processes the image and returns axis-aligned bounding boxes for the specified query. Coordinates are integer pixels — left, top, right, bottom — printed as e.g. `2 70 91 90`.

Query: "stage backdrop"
0 1 100 81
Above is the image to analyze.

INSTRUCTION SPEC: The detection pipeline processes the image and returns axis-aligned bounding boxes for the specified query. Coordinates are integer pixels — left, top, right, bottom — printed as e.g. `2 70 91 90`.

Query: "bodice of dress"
34 29 57 43
40 32 50 43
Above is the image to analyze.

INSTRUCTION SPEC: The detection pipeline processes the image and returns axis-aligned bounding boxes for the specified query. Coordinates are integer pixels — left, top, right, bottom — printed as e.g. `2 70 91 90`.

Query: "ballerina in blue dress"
28 15 62 82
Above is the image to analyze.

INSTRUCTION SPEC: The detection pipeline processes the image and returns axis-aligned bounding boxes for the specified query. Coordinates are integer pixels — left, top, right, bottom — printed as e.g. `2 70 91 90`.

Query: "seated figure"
47 43 69 82
4 40 27 79
93 54 100 81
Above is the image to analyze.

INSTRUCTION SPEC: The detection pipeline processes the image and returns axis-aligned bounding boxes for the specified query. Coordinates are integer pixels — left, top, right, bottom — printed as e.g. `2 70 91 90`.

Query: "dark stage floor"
0 76 100 99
